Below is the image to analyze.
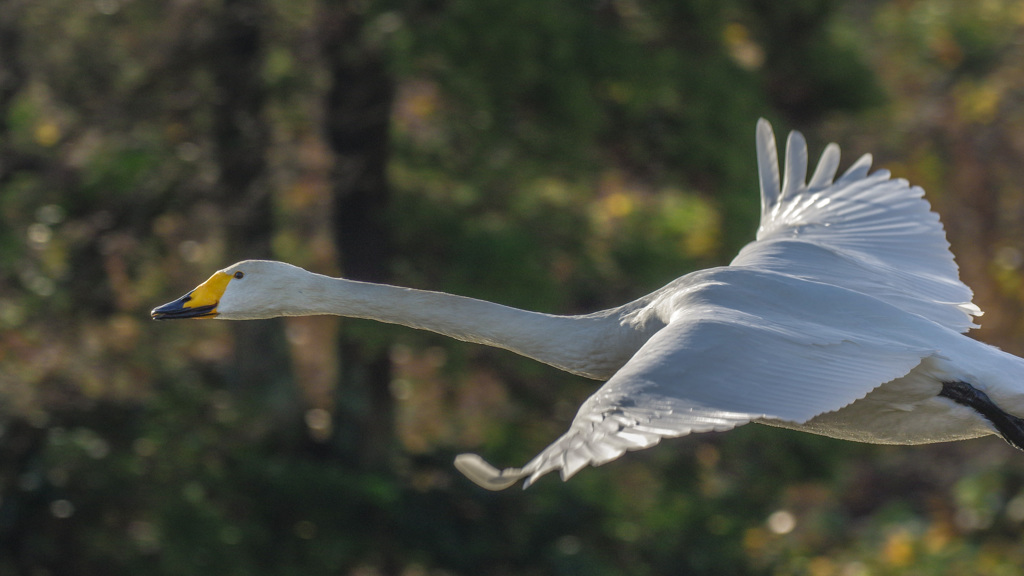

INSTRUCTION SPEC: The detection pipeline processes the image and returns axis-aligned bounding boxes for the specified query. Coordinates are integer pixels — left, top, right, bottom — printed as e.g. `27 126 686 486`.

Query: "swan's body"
153 119 1024 490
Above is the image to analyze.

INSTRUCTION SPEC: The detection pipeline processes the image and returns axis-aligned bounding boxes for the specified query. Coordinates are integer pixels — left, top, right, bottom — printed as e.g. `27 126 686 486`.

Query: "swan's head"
151 260 313 321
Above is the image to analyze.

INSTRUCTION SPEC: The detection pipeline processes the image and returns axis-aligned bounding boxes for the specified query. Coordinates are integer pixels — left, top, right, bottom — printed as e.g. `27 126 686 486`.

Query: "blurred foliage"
2 0 1024 575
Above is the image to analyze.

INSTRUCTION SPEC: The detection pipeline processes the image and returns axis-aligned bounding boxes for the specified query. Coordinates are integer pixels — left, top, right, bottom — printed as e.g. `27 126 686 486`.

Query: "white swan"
153 119 1024 490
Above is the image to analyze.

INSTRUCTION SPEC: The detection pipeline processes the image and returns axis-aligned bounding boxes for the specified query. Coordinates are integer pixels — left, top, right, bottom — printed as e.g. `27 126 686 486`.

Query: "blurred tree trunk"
0 2 25 147
0 7 33 564
319 3 398 572
0 1 42 185
209 0 295 408
320 2 396 471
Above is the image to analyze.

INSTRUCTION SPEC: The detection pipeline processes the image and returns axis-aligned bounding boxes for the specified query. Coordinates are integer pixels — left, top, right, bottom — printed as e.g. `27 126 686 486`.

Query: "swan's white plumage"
461 269 948 488
457 119 990 489
156 119 1023 492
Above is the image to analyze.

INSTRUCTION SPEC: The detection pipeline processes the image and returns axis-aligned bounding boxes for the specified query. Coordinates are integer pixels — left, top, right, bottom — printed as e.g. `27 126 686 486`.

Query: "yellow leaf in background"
394 79 441 137
604 192 634 218
883 529 915 567
657 192 720 259
591 170 642 228
924 521 952 553
955 80 1002 124
742 526 769 556
723 22 764 70
807 556 835 576
34 121 61 147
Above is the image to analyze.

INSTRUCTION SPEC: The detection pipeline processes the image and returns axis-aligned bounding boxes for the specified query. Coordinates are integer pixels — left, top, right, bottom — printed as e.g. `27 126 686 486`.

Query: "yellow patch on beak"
151 271 233 320
188 271 233 310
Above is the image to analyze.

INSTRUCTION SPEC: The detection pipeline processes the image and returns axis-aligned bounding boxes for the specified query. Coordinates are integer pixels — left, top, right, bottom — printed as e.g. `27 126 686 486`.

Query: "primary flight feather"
153 119 1024 490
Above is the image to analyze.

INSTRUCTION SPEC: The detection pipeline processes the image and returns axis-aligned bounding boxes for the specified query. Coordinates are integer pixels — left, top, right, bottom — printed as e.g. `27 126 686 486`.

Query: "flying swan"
153 119 1024 490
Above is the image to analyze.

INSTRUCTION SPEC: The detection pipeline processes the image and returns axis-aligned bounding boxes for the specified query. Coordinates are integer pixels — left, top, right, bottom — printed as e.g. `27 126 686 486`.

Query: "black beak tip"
149 292 217 320
150 300 180 320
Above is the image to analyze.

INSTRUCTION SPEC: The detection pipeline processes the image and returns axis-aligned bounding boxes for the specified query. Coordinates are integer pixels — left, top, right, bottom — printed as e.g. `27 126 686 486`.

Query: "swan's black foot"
940 381 1024 452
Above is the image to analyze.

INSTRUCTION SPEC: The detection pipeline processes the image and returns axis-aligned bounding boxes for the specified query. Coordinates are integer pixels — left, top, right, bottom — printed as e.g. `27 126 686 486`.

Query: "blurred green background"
4 0 1024 574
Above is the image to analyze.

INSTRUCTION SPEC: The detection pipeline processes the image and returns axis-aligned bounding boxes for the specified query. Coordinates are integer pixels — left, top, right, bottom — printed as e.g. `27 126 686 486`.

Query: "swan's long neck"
293 273 655 379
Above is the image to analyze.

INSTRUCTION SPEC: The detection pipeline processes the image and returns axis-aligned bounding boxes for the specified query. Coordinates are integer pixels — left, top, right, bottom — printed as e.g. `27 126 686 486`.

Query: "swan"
152 119 1024 490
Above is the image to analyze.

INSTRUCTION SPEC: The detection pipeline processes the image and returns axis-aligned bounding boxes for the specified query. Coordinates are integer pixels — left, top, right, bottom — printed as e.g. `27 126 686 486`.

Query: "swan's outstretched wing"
456 269 939 490
731 119 980 333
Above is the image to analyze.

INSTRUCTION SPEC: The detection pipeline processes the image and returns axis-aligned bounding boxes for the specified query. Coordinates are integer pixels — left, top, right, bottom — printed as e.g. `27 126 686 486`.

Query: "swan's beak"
151 271 232 320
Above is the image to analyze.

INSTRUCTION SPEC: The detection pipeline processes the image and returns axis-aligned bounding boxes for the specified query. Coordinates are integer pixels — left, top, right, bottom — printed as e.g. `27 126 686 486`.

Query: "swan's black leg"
940 381 1024 452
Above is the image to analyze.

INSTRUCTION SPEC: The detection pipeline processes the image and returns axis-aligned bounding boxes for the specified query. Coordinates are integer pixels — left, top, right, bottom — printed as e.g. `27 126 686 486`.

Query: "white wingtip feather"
840 153 873 182
808 143 841 189
756 118 781 215
782 130 808 200
453 453 527 491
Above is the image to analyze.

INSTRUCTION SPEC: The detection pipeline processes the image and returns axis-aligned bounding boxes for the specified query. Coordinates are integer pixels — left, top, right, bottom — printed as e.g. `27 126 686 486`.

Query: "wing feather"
782 131 808 201
808 143 840 189
457 269 943 489
454 120 979 490
736 120 979 332
756 118 782 217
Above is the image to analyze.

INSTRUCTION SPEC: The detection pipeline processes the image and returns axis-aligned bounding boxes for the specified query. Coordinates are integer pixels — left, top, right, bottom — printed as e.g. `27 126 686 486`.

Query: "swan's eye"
233 271 245 279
